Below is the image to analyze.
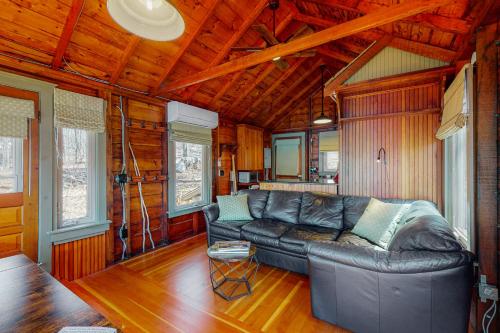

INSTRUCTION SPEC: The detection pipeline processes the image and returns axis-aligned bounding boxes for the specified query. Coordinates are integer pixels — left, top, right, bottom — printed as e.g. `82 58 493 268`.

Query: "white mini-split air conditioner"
167 101 218 129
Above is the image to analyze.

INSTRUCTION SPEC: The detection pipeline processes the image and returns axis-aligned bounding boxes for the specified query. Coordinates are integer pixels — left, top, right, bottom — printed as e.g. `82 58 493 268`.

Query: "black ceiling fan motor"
269 0 279 11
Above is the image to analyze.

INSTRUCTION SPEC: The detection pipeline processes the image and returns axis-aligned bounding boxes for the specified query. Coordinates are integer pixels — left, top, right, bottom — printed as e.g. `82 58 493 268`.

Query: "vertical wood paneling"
346 46 448 84
339 81 443 209
51 234 106 281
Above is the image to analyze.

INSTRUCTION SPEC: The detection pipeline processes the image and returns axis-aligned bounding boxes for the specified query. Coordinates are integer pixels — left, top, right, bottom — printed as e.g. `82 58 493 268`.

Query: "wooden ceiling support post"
324 35 393 96
150 0 222 95
474 21 499 333
52 0 85 69
161 0 451 92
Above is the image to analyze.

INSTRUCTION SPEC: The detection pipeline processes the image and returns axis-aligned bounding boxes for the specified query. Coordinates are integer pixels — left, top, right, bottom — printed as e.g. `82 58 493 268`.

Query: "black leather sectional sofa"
202 189 474 333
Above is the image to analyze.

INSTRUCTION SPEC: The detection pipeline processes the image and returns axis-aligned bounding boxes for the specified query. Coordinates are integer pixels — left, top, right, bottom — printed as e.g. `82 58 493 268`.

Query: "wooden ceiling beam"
224 63 275 117
266 76 322 128
317 47 354 64
304 0 470 35
109 36 140 84
294 12 456 62
150 0 222 95
324 35 393 96
210 72 244 109
52 0 85 69
161 0 451 92
183 9 293 103
262 58 324 126
240 58 306 121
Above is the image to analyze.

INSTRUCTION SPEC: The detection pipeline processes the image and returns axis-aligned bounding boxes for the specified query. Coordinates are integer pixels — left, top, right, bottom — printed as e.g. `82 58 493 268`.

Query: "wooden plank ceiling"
0 0 480 129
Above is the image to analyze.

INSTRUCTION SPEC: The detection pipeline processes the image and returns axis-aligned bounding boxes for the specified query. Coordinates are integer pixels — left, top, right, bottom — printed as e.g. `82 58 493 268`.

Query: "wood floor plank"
69 235 348 332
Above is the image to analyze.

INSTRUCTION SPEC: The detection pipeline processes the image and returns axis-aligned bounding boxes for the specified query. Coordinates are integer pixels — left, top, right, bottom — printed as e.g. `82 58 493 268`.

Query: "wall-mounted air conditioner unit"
167 101 218 129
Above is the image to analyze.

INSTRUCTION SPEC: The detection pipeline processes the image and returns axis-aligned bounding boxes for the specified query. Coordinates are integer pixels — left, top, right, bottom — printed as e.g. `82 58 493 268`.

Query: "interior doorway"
0 85 39 261
272 132 306 181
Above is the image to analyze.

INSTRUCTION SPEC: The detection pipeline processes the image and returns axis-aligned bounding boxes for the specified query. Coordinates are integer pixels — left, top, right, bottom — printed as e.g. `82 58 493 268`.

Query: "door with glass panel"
0 86 39 261
272 134 305 181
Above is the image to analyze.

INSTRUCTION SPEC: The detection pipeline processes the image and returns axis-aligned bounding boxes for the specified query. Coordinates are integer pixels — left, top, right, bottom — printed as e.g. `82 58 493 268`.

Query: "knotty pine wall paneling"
338 79 444 209
215 120 237 195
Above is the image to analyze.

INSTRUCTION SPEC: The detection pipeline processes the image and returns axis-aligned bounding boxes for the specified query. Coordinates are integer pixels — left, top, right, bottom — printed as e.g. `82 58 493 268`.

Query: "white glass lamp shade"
107 0 185 41
313 114 332 124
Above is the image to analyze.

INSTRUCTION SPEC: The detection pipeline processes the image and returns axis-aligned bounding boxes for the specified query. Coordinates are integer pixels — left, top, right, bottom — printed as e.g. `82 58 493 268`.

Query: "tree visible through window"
57 128 96 227
0 136 23 193
175 141 203 207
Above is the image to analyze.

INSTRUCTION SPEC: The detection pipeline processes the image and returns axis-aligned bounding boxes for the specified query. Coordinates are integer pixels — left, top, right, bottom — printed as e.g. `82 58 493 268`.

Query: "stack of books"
211 241 250 256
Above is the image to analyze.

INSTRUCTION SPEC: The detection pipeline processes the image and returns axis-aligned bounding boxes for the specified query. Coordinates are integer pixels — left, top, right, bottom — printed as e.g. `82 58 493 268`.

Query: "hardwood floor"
69 234 348 333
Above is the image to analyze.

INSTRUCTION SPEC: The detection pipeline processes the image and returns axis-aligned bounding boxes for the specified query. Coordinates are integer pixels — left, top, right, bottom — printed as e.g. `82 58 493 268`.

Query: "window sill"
49 220 111 245
168 204 207 218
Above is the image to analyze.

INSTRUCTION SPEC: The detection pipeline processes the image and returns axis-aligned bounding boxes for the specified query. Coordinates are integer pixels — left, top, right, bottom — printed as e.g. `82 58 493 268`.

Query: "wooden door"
274 136 303 180
0 86 39 261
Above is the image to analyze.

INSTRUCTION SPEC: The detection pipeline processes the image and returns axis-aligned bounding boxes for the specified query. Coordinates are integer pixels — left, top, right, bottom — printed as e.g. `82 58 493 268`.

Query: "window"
319 151 339 174
57 128 97 227
0 136 23 193
168 122 212 217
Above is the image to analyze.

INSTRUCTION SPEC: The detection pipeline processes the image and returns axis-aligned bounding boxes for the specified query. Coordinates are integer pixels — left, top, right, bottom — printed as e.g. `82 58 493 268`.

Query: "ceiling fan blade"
274 58 289 70
231 46 267 52
293 49 317 57
253 24 280 46
285 24 314 43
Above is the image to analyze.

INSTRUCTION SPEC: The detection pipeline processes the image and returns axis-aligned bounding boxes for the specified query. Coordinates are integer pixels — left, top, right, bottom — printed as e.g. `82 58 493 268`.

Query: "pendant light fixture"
313 65 332 125
107 0 185 41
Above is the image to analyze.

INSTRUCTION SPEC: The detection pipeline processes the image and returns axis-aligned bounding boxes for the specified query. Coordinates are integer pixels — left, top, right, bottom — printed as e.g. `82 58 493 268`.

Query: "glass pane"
325 151 339 171
0 136 22 193
175 141 203 207
61 128 89 224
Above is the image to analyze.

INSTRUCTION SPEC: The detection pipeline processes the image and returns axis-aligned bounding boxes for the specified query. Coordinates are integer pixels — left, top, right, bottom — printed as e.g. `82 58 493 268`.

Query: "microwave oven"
238 171 259 183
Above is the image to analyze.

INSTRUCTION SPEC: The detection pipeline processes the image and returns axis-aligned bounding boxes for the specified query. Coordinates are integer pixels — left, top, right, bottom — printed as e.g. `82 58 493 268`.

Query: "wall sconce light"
377 147 387 164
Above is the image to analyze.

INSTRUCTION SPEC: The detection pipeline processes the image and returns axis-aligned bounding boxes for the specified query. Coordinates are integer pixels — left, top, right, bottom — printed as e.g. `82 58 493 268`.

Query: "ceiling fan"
231 0 316 70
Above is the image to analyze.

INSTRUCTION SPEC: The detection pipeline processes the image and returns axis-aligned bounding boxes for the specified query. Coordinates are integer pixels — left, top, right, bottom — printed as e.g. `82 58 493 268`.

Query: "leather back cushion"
388 215 463 252
238 189 270 218
299 192 343 229
342 195 414 229
263 190 303 224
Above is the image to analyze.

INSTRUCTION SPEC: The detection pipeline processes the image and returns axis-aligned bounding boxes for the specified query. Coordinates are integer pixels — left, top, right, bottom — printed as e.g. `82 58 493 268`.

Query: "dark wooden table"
0 254 113 333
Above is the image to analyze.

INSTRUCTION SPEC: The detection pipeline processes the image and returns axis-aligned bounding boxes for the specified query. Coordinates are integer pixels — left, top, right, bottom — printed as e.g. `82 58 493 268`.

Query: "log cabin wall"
338 74 444 209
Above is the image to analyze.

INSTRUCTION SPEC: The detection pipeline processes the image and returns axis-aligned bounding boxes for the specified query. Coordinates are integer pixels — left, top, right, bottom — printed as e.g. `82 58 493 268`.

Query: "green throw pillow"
352 198 410 249
217 194 254 221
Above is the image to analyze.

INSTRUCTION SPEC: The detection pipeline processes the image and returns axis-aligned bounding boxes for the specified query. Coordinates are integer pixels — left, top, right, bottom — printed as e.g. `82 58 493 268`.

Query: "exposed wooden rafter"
239 58 307 121
317 47 354 64
294 12 456 62
223 63 275 117
324 35 393 96
183 10 293 103
160 0 451 92
150 0 222 95
52 0 85 69
266 76 322 128
210 72 244 110
109 36 140 84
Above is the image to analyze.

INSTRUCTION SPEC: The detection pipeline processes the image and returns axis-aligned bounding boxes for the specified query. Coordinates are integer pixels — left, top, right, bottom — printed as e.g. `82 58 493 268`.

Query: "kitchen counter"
259 180 338 194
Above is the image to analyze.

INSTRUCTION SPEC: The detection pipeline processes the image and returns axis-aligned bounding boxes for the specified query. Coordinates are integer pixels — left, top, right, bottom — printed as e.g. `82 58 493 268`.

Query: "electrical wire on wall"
116 96 128 260
129 142 155 252
482 300 497 333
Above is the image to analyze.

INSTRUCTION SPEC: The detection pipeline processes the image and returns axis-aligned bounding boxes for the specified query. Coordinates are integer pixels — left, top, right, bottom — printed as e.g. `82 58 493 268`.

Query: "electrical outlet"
479 275 499 302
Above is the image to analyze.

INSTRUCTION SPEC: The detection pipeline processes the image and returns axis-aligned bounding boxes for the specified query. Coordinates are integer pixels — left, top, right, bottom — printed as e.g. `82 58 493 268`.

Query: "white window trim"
167 140 211 218
319 151 339 175
0 137 23 193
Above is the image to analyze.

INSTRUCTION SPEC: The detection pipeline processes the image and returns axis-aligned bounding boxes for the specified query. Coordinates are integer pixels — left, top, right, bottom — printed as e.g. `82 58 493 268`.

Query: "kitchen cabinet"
236 124 263 170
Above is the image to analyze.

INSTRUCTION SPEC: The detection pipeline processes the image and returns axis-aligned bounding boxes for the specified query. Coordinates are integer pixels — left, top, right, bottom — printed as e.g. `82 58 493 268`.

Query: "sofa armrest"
202 203 219 224
308 241 474 274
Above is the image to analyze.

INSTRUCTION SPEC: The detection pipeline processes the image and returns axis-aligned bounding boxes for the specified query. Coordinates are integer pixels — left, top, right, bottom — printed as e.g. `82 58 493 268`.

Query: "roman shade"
436 64 469 140
169 122 212 145
319 131 339 152
0 95 35 138
54 88 105 132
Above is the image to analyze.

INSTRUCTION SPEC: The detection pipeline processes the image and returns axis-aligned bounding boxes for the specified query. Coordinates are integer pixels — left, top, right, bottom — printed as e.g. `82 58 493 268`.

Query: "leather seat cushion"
263 190 303 224
210 220 250 239
241 219 291 238
299 192 343 229
241 230 280 247
279 225 340 254
238 189 270 218
336 230 382 250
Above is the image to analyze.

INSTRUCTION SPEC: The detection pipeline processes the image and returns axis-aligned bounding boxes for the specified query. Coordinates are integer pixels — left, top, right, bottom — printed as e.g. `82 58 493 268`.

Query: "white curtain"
54 88 105 132
0 95 35 138
436 64 470 140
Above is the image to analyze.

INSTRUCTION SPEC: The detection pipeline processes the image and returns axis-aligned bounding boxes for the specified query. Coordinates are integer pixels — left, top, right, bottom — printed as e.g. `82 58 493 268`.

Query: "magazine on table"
212 240 250 254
